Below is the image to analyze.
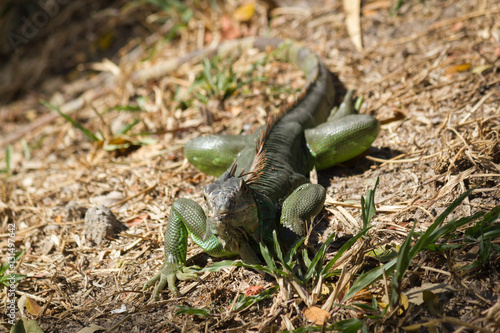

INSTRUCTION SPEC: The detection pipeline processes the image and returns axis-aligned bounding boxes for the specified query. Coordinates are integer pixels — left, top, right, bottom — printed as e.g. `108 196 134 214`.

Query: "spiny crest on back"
225 161 239 180
243 84 312 185
238 44 321 185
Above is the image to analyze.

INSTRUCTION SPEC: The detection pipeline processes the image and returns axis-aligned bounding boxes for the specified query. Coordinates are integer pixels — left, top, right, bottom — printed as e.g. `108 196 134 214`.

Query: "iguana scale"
144 37 380 299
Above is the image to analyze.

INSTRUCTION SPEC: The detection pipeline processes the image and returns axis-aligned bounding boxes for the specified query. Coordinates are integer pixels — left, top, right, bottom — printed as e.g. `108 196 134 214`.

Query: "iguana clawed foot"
143 262 199 299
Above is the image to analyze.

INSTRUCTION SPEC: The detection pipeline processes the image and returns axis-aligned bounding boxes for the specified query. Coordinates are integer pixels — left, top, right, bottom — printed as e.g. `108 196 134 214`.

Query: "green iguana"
144 37 380 299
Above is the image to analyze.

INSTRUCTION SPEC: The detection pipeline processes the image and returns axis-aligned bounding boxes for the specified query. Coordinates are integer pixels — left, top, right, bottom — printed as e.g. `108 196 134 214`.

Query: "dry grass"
1 0 499 332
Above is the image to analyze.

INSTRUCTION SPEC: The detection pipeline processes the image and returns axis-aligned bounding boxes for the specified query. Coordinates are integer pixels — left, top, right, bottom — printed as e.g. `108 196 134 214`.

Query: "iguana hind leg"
305 90 380 170
279 183 326 250
143 198 232 299
184 134 251 177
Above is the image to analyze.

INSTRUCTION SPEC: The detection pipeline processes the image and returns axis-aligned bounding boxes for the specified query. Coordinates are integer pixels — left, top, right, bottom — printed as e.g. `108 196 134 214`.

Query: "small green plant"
461 205 500 270
175 305 211 317
179 55 268 109
174 286 278 317
390 0 425 16
42 101 155 152
0 144 12 174
178 43 302 110
198 56 240 104
232 286 279 312
0 250 26 287
343 188 500 310
144 0 193 24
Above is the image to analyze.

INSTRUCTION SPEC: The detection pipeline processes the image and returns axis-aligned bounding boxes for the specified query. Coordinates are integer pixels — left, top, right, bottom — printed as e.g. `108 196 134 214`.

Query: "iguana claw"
143 262 199 300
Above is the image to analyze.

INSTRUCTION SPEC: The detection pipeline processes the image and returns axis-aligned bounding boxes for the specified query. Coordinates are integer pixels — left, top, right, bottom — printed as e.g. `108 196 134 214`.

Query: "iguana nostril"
218 203 230 214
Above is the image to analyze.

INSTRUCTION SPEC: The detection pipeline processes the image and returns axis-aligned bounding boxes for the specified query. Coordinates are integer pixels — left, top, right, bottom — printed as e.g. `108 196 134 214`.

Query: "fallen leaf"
205 30 213 44
472 64 492 74
352 288 373 302
110 304 127 314
233 3 255 22
423 290 442 316
405 282 455 306
11 318 44 333
98 30 114 51
126 214 149 226
321 282 335 296
445 62 471 75
378 294 407 315
26 298 43 316
303 306 331 325
245 285 264 296
221 15 241 40
451 21 463 32
400 292 409 311
367 245 398 263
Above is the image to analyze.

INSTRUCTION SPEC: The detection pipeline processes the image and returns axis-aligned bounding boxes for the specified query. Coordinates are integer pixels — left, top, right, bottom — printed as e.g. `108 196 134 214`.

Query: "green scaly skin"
143 37 380 299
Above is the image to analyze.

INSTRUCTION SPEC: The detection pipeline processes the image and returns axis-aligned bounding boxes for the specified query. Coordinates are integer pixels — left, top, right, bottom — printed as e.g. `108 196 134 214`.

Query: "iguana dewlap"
144 37 380 299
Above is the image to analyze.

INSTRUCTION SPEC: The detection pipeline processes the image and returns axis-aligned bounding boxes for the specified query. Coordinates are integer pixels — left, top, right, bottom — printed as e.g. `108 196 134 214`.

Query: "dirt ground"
1 0 499 332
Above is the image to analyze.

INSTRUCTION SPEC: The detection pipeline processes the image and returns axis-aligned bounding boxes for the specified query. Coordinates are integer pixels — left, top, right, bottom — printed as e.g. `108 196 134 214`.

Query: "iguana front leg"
143 198 234 299
279 183 326 250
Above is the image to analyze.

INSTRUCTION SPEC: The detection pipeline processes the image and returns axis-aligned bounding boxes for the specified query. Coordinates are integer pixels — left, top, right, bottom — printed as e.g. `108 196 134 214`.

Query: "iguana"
144 37 380 299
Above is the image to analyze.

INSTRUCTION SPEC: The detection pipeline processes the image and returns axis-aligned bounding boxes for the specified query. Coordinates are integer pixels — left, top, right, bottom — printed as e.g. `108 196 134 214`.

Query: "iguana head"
203 171 258 253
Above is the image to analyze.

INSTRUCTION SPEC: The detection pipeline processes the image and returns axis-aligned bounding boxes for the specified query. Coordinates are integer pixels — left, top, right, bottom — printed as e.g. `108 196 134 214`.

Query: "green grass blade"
42 100 99 142
466 205 500 239
271 231 300 280
411 188 473 256
322 228 370 277
175 305 211 317
272 230 284 262
110 105 143 112
354 96 364 112
195 259 281 276
202 57 215 91
4 145 12 173
284 237 306 266
116 118 141 135
361 178 378 229
232 286 279 312
424 212 484 249
322 179 375 276
21 139 31 160
343 258 397 301
0 273 27 288
260 242 278 271
330 318 362 332
346 188 486 302
0 262 8 275
391 222 416 307
304 233 335 282
479 228 500 241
